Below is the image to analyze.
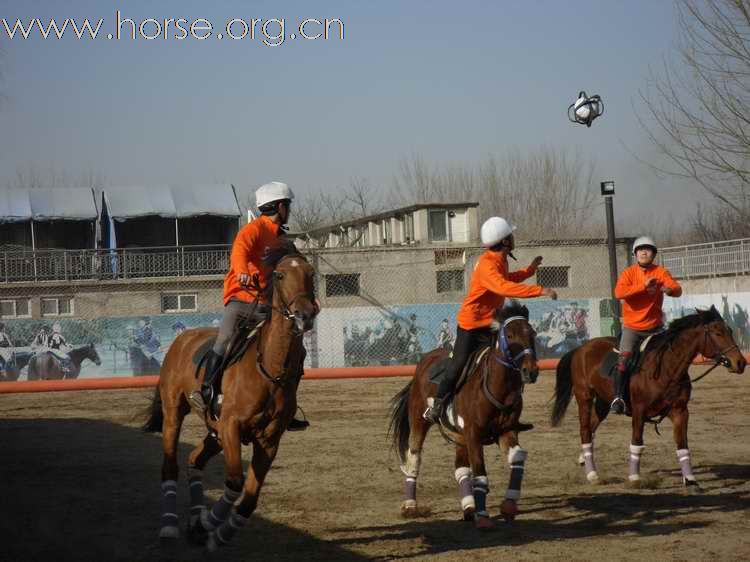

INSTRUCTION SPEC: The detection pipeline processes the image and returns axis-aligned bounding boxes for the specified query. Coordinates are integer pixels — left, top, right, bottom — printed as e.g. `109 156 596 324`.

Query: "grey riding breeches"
212 299 269 355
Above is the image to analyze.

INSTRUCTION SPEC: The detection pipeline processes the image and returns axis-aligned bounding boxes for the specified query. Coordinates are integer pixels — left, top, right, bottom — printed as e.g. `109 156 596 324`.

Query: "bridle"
690 323 739 382
495 316 536 374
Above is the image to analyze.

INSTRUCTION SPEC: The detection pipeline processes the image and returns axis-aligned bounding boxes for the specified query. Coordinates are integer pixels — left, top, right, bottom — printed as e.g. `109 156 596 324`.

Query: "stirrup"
609 397 626 415
423 405 440 424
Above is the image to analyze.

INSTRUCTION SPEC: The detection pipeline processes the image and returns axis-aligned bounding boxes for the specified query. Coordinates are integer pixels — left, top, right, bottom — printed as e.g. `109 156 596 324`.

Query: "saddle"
192 321 265 376
428 345 491 394
599 333 660 380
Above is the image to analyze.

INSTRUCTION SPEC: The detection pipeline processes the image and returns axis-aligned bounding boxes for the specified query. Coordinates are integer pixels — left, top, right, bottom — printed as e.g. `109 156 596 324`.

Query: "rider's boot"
189 351 224 414
609 352 630 415
287 368 310 431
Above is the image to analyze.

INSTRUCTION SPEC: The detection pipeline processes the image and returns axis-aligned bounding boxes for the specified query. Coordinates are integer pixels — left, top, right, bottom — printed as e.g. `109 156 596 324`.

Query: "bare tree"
389 148 600 240
291 178 384 246
638 0 750 235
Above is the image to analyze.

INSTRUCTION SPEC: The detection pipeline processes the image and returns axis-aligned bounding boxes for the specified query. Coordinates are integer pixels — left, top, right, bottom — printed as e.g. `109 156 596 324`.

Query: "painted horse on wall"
27 343 102 380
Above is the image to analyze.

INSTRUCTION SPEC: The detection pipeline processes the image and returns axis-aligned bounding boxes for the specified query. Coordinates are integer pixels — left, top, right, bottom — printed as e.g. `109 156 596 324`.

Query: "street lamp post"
601 181 621 338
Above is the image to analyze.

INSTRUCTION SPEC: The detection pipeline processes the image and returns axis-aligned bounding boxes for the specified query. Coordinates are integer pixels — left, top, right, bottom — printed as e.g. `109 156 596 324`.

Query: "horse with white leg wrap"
389 303 538 529
551 307 745 489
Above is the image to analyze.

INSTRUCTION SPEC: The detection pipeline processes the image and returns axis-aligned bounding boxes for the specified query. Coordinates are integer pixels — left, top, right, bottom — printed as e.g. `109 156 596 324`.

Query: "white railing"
660 238 750 279
0 245 232 284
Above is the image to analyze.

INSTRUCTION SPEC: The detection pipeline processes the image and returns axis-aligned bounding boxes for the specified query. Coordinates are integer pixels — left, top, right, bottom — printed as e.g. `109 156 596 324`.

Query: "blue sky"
0 0 706 229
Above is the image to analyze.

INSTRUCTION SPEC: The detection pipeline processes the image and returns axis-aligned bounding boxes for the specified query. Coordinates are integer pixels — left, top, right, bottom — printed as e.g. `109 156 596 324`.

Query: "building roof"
103 185 240 219
304 202 479 235
0 188 98 222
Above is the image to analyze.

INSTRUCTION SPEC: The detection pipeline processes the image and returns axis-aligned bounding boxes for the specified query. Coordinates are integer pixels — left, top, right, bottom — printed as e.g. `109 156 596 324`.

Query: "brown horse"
388 303 538 530
143 244 316 551
27 343 101 380
550 306 746 489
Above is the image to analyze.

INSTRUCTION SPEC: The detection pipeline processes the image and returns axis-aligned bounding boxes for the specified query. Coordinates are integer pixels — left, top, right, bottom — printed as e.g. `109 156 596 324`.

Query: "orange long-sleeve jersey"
223 215 281 305
615 263 682 331
456 251 544 330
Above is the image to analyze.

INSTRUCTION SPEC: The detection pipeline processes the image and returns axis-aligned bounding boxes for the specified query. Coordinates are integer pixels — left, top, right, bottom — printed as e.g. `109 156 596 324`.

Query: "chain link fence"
0 237 681 382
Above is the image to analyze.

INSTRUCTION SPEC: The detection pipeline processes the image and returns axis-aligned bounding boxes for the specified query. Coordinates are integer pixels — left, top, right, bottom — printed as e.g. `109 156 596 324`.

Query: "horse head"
264 242 318 335
495 302 538 384
82 342 102 366
696 305 746 374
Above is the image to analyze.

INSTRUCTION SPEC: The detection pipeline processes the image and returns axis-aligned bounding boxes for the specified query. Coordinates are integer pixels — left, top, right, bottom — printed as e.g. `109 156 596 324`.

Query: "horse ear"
522 305 529 319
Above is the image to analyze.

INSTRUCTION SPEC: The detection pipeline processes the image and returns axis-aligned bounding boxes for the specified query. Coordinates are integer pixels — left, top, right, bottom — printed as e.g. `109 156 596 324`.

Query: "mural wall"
0 298 602 380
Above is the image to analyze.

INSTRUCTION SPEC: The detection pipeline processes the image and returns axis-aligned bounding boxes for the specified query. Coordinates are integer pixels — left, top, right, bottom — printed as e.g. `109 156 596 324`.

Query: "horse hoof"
684 479 701 495
500 499 519 522
159 525 179 540
462 507 475 522
586 471 600 484
474 514 496 530
400 500 419 518
578 453 585 466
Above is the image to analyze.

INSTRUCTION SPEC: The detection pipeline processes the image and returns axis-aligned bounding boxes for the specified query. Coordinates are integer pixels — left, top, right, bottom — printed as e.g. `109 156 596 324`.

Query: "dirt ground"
1 367 749 562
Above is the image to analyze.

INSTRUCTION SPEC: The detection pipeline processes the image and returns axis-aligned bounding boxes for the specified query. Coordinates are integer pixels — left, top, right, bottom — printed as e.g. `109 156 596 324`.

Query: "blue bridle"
495 316 535 371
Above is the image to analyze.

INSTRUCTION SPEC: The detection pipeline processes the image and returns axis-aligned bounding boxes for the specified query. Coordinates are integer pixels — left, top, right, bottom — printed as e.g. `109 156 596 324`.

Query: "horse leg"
498 430 527 522
208 437 280 551
466 428 494 530
577 396 606 483
628 406 646 485
201 419 244 548
575 394 598 483
669 404 699 492
454 445 475 521
401 412 428 518
159 394 187 540
185 433 223 543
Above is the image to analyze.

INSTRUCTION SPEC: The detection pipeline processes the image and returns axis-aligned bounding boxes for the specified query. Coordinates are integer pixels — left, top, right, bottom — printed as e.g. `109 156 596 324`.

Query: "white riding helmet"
256 181 294 208
632 236 658 256
52 322 62 333
480 217 517 248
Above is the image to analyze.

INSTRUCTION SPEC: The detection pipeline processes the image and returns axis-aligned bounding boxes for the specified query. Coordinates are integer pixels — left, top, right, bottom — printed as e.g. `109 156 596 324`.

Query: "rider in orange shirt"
610 236 682 414
423 217 558 423
189 182 311 430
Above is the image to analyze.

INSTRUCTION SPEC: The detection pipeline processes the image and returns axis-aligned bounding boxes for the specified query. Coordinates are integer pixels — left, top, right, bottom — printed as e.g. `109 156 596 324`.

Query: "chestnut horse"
388 303 538 530
551 306 745 489
143 244 316 551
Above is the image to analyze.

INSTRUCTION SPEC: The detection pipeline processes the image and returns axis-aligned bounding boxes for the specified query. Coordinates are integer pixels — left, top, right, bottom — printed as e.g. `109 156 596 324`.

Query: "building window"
429 210 448 242
41 296 74 317
161 293 198 313
436 270 465 293
325 273 360 297
537 266 570 288
0 298 31 318
434 248 464 265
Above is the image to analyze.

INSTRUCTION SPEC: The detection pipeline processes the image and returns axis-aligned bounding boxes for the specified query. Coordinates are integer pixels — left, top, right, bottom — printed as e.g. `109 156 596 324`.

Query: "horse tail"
551 348 576 427
142 386 164 433
388 379 413 463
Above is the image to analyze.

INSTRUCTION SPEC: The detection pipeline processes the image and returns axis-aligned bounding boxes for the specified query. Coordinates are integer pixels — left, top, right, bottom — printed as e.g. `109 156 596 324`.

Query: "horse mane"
261 239 306 300
262 238 303 270
497 301 530 322
645 305 723 377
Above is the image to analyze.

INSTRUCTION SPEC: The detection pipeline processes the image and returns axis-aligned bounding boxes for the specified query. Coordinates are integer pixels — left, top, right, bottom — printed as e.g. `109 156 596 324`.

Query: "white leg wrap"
507 445 528 466
628 444 646 481
455 466 473 483
455 467 475 510
676 448 695 482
